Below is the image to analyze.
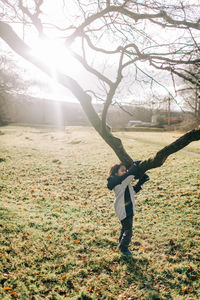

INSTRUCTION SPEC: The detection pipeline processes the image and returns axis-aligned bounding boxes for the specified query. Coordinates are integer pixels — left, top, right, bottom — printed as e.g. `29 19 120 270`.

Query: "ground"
0 125 199 300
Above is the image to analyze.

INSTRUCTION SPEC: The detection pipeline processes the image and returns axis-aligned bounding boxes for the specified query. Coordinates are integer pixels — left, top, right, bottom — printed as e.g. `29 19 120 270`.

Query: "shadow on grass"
120 256 172 300
119 253 198 299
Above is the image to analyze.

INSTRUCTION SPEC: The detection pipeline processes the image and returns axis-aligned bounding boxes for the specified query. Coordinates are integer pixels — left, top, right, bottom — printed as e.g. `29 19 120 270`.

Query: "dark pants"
118 215 133 252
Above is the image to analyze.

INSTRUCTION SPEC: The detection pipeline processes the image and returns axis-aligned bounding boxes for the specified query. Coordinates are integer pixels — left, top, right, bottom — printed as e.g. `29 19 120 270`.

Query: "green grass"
0 125 200 299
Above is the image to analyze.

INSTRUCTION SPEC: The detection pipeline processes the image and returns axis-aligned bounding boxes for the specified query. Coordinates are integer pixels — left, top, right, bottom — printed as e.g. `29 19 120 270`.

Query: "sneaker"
121 249 132 256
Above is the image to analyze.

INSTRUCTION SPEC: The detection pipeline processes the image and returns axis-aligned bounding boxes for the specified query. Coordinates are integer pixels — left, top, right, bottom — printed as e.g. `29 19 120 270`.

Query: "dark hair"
109 163 126 177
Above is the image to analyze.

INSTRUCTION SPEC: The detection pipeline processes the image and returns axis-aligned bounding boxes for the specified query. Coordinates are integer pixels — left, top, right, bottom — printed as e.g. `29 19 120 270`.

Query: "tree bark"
0 21 199 176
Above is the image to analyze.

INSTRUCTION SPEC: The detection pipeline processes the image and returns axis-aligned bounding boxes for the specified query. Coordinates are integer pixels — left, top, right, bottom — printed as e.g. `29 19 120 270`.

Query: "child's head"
109 163 127 177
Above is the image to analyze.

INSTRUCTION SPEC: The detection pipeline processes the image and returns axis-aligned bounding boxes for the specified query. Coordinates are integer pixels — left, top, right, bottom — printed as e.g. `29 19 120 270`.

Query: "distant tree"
0 51 29 124
178 63 200 123
0 0 200 176
0 49 47 96
1 52 26 95
0 49 48 124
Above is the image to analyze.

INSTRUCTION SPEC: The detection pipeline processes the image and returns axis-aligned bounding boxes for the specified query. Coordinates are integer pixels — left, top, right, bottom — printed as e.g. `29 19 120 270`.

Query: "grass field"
0 125 200 300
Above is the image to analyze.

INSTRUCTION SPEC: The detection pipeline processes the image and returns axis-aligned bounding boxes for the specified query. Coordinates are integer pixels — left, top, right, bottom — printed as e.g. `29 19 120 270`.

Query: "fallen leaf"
10 291 18 296
22 234 30 238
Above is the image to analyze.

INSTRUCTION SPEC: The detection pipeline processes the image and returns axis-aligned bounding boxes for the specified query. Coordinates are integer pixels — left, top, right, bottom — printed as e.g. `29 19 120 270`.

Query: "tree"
0 50 31 95
0 46 52 97
0 49 31 123
0 0 199 176
178 63 200 123
0 48 49 124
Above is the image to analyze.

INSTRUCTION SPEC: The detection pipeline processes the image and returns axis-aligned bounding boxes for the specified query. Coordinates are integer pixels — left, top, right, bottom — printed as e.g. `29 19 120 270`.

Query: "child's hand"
138 174 149 185
133 160 142 166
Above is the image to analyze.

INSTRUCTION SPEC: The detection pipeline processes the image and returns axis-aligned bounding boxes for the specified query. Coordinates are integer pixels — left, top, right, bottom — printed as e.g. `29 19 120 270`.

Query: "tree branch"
138 128 200 175
18 0 44 35
71 50 113 86
66 4 200 46
101 49 124 129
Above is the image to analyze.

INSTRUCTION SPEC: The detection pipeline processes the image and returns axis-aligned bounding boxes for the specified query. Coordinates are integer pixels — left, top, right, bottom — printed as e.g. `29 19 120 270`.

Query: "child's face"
116 165 127 176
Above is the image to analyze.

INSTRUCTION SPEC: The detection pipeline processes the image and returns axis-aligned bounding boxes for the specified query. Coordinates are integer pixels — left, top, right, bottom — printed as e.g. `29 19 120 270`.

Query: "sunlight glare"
31 39 80 76
31 39 78 128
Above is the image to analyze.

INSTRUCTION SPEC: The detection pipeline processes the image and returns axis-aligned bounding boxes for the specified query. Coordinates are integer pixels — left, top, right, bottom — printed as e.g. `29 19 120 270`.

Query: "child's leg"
118 227 124 244
118 215 133 252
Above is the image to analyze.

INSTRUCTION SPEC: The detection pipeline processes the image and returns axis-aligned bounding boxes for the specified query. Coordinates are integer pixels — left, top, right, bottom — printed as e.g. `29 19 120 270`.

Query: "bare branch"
84 33 121 54
71 51 113 86
101 48 125 128
66 4 200 46
18 0 44 36
149 61 200 88
113 101 134 117
139 129 200 174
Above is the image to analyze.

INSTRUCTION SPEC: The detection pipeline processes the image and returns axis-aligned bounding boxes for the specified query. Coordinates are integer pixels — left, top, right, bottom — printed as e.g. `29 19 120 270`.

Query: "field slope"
0 125 200 299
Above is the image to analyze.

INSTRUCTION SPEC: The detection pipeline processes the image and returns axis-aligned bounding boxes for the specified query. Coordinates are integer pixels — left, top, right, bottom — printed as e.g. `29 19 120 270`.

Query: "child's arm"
133 174 150 193
107 165 139 190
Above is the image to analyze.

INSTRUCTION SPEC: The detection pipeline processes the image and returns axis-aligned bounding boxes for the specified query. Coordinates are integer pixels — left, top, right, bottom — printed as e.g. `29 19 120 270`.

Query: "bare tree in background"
0 50 40 95
0 0 200 176
0 48 50 124
178 63 200 122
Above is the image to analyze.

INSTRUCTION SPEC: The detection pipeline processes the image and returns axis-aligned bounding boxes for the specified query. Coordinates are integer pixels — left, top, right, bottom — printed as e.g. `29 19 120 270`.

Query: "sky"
1 0 199 110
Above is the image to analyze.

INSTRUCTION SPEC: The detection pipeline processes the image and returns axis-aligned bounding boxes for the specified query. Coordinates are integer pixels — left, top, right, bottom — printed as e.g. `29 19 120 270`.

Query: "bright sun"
31 39 81 76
